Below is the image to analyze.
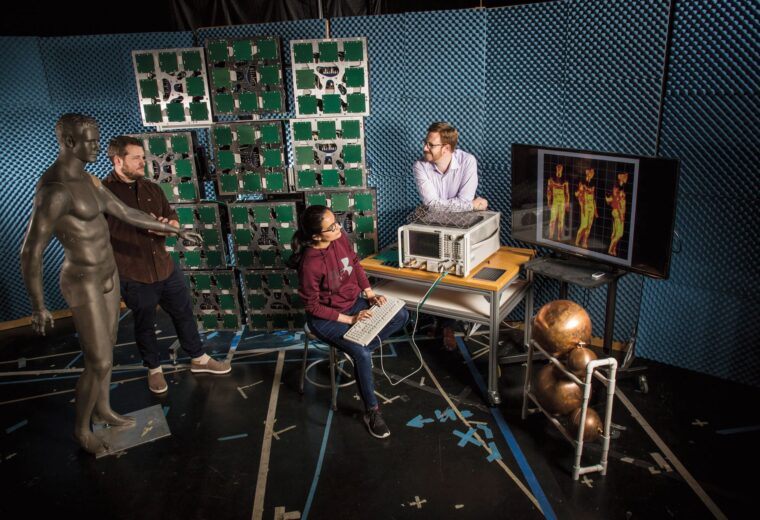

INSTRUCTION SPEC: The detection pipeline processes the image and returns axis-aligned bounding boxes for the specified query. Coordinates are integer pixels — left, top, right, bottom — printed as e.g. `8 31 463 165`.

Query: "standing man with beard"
412 122 488 349
103 136 230 395
21 114 203 455
413 121 488 212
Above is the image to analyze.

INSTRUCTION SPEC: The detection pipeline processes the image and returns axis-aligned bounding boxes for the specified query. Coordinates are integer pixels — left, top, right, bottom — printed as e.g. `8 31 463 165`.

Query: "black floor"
1 310 757 519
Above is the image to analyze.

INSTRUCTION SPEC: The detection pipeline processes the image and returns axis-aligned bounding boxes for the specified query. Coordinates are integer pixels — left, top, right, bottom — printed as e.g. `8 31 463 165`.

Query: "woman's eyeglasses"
321 221 340 233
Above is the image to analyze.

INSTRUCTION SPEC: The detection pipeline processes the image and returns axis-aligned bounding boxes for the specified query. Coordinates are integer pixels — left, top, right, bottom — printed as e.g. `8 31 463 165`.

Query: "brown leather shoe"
148 370 168 394
190 357 231 374
443 326 457 351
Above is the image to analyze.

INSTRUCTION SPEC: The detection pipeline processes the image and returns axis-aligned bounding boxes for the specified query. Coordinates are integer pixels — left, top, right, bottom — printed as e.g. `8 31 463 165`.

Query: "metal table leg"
487 288 501 406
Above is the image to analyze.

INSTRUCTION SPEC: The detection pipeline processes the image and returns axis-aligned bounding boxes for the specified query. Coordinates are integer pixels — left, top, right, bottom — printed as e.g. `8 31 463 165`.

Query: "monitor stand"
525 255 626 354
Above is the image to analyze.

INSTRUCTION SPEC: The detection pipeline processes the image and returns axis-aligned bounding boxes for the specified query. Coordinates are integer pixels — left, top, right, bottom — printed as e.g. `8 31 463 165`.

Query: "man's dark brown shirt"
103 172 178 284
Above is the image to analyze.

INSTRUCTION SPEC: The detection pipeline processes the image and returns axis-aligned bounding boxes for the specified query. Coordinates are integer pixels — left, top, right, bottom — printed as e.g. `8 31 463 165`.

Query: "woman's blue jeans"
307 298 409 411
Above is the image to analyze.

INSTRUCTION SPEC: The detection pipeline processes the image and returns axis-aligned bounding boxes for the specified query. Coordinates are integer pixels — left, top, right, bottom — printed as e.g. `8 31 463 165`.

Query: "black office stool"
299 323 355 411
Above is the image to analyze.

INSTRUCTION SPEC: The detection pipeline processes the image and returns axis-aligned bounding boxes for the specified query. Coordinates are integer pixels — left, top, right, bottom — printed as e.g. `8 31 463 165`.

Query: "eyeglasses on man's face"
321 221 340 233
422 139 444 149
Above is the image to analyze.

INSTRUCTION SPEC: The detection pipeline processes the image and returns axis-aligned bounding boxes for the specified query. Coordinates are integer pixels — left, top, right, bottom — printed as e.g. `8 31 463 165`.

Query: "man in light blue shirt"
413 122 488 212
412 122 488 349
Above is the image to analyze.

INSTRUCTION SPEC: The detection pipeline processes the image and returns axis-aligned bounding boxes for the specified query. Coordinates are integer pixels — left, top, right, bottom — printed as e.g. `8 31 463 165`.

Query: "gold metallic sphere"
532 300 592 357
533 363 583 415
565 346 598 379
569 407 603 442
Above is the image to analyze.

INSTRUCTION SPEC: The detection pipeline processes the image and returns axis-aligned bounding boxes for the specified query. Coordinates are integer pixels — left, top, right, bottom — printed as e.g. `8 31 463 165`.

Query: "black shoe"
363 408 390 439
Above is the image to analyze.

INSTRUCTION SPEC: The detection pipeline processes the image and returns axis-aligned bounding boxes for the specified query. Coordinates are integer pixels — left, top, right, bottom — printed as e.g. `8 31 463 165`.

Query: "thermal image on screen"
537 150 638 266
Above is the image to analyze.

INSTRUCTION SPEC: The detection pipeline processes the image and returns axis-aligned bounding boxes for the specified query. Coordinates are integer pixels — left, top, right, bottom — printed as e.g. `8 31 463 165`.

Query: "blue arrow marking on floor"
436 408 457 422
454 428 482 447
437 407 474 422
487 441 502 462
206 332 218 340
477 423 494 439
406 415 434 428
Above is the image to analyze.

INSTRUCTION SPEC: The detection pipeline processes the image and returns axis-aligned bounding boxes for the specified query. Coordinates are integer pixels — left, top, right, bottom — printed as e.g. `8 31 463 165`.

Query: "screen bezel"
511 143 680 279
406 229 443 260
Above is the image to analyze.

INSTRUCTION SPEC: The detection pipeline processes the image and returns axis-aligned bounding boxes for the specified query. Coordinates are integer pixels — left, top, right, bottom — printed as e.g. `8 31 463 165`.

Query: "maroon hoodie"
298 230 370 321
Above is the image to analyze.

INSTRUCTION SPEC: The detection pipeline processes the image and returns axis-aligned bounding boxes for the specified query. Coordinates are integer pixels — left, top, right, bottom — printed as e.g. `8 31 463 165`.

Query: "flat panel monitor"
511 144 680 279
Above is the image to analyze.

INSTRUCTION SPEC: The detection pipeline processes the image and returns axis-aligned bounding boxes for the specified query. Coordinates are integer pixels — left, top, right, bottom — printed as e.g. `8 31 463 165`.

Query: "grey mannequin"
20 113 202 455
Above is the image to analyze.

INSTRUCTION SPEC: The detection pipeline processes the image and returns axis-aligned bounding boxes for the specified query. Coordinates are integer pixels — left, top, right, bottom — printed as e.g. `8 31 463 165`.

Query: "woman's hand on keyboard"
352 309 373 323
367 294 386 307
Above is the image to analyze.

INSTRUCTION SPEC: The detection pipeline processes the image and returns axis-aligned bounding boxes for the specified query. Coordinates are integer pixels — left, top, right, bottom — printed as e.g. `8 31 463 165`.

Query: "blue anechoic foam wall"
1 37 59 321
643 0 760 386
1 31 193 322
484 1 569 248
563 0 669 155
332 9 487 246
560 0 670 347
331 13 411 245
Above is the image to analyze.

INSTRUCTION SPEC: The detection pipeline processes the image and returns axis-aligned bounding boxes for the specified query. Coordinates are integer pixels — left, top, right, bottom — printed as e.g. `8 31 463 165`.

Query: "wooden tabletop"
361 246 535 292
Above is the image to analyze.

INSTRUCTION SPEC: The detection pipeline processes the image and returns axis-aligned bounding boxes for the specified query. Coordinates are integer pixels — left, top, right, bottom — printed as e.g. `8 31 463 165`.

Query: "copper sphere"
565 346 598 379
532 300 592 357
569 407 603 442
533 363 558 412
533 364 583 415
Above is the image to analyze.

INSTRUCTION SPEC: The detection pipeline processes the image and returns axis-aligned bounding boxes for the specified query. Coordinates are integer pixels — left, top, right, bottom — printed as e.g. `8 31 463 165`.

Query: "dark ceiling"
1 1 548 37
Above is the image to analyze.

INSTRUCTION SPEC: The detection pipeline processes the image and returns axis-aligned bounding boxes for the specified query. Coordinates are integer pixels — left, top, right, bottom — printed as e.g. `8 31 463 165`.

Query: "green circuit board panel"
291 117 366 191
184 269 241 331
211 121 287 196
228 201 296 269
167 203 227 269
304 188 378 258
129 132 200 203
242 269 305 332
205 36 286 116
290 37 369 118
132 48 212 128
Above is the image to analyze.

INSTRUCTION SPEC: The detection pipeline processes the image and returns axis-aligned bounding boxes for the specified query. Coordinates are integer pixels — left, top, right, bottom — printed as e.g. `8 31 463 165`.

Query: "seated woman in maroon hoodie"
289 205 408 438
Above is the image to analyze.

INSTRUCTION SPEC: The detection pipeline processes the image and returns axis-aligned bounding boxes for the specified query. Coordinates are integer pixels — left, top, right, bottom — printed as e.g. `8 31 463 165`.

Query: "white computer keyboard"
343 296 406 347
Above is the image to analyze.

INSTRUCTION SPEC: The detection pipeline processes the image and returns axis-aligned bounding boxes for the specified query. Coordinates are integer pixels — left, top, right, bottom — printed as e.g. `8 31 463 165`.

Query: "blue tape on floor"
64 352 82 369
303 372 342 519
5 419 28 434
716 425 760 435
454 427 482 447
457 337 557 520
229 330 243 352
302 406 335 520
218 433 248 441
